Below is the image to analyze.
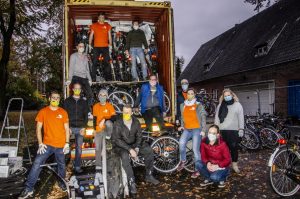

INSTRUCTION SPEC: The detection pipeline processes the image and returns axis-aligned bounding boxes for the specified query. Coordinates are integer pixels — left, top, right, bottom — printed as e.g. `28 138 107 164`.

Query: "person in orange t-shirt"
89 12 112 81
92 89 116 171
177 88 207 179
19 91 70 198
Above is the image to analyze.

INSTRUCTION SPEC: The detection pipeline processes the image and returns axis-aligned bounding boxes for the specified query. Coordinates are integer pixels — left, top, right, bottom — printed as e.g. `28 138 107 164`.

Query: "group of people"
18 12 245 199
176 79 244 188
18 74 166 198
67 12 150 89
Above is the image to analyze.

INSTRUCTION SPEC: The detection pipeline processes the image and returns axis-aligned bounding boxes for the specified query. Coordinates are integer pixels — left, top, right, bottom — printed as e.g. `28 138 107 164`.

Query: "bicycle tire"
108 90 134 114
269 147 300 197
240 128 260 150
151 136 180 173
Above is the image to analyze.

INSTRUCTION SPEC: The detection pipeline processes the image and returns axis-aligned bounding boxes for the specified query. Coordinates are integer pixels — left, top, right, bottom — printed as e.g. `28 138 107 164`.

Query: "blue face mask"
181 84 188 91
224 95 233 102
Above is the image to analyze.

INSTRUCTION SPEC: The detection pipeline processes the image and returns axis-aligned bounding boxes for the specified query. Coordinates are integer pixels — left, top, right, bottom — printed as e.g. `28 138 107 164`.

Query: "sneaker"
232 162 240 173
200 179 213 187
145 175 160 185
191 171 200 178
177 161 186 172
129 178 137 194
96 166 102 173
218 181 225 188
18 189 33 199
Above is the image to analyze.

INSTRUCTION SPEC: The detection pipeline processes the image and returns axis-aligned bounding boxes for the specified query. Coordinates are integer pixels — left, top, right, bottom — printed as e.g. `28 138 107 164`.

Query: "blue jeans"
130 47 148 80
179 128 202 164
71 127 84 170
196 161 230 182
25 145 65 192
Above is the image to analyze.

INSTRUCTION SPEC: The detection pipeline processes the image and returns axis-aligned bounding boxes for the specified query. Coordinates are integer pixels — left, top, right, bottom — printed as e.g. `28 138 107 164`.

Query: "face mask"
99 96 107 104
73 89 81 96
181 84 188 91
50 100 59 107
187 94 194 101
78 47 84 53
224 95 233 102
133 25 139 30
123 113 132 121
208 133 217 142
150 81 156 87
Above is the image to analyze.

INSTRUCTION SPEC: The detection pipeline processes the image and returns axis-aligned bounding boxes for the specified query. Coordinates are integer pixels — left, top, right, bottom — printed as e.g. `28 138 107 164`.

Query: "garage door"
228 82 275 116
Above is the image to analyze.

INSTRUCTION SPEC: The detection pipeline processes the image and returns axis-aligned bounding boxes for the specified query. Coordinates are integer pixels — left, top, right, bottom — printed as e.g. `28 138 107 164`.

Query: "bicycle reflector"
84 128 94 138
152 124 160 132
98 56 104 61
278 139 287 145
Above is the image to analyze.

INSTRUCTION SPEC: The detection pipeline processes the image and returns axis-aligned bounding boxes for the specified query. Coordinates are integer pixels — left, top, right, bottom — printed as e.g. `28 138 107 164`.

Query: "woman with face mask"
177 88 207 179
197 125 231 188
214 89 244 173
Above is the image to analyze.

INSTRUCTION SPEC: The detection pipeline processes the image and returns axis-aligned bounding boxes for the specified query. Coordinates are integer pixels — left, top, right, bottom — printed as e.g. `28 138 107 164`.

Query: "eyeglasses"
150 79 157 81
208 132 218 135
181 83 188 85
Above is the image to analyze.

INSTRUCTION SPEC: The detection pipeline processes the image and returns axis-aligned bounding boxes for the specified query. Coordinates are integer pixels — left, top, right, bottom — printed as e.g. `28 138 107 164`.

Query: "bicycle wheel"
279 127 290 140
269 147 300 197
108 90 134 114
240 128 260 150
131 135 155 167
184 140 195 172
260 128 281 149
151 136 180 173
164 92 171 113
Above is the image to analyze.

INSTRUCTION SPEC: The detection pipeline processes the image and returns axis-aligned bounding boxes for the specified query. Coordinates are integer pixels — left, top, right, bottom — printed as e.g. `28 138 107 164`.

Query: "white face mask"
208 134 217 142
78 47 84 53
133 25 139 30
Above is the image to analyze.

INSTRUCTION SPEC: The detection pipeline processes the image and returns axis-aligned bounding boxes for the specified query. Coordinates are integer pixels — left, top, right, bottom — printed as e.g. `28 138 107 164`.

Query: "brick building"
178 0 300 118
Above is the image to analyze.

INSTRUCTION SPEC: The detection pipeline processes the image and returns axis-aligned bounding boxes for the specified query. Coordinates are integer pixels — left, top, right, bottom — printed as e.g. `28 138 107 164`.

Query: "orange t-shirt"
90 22 112 47
35 107 69 148
183 104 200 129
182 92 188 100
93 102 116 132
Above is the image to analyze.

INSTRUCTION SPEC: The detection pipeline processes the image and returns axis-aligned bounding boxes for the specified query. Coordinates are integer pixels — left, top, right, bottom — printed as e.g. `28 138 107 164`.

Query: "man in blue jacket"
134 74 166 131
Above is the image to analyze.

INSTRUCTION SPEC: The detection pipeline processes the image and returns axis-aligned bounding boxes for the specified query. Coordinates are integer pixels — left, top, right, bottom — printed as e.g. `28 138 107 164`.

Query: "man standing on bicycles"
63 83 89 174
112 105 159 196
66 42 94 108
19 91 70 199
89 12 112 81
134 74 166 132
125 19 149 81
93 89 116 172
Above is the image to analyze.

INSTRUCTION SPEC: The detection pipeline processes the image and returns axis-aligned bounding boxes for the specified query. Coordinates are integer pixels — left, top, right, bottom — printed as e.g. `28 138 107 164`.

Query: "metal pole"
257 89 261 115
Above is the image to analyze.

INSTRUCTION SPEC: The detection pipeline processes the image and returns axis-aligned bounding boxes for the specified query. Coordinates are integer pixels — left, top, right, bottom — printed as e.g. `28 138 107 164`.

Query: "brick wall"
189 60 300 116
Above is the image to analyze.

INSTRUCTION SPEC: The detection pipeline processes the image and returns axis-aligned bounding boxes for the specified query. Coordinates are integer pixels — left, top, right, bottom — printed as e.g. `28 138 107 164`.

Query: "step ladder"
0 98 32 164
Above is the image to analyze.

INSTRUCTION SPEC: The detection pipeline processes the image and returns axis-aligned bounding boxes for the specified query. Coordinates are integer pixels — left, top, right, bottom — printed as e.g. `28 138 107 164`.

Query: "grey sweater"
68 52 92 81
214 102 244 131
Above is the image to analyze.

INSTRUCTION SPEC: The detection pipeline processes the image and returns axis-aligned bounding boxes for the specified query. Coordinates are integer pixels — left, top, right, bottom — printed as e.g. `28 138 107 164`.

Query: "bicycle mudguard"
268 147 280 167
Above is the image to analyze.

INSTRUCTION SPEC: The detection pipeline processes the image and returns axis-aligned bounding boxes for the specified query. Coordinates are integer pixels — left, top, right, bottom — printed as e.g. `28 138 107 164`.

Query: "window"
212 89 218 100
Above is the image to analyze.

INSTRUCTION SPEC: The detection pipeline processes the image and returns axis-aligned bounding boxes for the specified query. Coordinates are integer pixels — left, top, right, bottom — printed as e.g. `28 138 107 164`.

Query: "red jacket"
201 138 231 168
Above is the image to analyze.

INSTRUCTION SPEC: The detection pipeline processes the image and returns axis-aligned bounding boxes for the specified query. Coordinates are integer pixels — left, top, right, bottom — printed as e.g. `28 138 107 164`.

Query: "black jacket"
125 29 149 50
176 88 186 120
63 96 89 128
112 117 142 151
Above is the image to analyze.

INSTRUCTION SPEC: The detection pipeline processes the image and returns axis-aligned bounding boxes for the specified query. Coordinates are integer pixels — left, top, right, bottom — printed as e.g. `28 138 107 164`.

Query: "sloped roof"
179 0 300 84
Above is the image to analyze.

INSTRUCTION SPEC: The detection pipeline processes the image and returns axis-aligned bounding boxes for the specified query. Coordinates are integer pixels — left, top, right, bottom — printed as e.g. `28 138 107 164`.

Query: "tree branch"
0 11 7 36
7 0 16 38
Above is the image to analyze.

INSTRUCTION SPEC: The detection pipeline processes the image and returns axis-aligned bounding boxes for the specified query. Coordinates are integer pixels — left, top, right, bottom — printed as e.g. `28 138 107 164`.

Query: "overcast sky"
162 0 257 69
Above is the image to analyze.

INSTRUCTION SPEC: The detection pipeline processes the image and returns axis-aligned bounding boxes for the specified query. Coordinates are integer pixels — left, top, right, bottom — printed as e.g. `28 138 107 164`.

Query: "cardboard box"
0 158 8 166
0 146 18 157
0 165 10 178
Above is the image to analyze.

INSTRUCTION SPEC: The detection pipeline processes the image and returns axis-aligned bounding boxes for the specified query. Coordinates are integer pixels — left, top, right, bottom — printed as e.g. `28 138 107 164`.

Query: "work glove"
238 129 244 137
63 143 70 154
89 81 92 86
65 80 71 86
37 143 47 154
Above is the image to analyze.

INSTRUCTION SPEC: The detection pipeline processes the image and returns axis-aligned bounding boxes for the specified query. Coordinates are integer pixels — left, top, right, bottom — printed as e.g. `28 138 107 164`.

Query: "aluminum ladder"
0 98 32 163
